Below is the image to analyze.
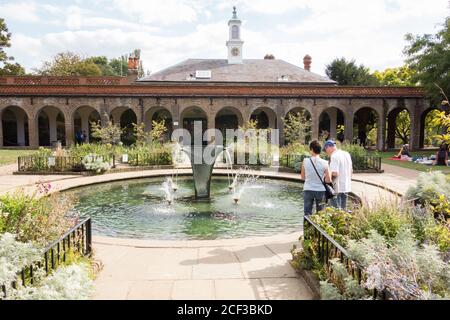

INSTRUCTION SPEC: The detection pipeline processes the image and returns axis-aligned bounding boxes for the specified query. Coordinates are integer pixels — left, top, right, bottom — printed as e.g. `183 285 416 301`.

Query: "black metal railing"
303 216 388 299
351 155 382 172
221 151 273 166
1 217 92 299
280 154 382 172
128 152 173 166
280 154 308 168
17 155 113 172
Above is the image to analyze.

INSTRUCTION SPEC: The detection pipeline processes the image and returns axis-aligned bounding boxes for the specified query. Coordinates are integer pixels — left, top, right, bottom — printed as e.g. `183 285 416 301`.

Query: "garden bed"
292 171 450 300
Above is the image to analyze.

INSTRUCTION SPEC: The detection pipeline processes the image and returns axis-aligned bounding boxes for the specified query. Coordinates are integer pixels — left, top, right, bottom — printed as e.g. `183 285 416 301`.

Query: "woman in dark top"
435 144 449 166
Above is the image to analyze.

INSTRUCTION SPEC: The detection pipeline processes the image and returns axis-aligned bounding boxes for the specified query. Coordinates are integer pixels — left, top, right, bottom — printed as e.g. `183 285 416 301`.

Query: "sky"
0 0 449 76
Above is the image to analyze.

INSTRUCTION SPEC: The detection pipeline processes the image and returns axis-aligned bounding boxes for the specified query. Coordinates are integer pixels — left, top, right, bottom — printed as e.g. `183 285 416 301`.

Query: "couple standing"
300 140 352 215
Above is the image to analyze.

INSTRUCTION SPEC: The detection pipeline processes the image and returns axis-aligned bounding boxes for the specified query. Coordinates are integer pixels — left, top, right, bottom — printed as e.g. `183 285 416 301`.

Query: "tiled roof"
140 59 336 84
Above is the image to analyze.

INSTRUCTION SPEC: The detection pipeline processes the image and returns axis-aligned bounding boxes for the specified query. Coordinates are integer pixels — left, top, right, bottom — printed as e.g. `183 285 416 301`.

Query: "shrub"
320 259 369 300
310 207 353 246
0 233 41 288
406 171 450 220
349 199 413 242
347 229 450 300
82 154 111 173
338 142 371 158
0 233 93 300
0 183 76 244
8 262 94 300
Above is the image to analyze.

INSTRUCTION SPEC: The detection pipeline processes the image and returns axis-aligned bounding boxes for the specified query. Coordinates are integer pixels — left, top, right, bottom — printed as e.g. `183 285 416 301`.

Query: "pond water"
68 176 304 240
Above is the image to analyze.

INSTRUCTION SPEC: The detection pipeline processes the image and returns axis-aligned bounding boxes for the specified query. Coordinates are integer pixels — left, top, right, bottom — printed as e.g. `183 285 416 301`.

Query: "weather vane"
232 6 237 18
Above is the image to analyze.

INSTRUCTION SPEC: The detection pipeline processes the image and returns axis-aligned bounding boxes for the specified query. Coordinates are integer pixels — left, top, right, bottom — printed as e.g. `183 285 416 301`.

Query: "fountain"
181 145 229 199
230 167 260 204
161 177 176 204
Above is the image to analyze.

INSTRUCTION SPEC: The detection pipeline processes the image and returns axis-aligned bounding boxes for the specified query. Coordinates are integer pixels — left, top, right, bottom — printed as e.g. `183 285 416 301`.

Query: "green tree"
395 109 411 145
0 18 25 75
34 51 102 76
283 111 311 144
403 17 450 104
325 58 379 85
373 66 416 86
109 57 128 76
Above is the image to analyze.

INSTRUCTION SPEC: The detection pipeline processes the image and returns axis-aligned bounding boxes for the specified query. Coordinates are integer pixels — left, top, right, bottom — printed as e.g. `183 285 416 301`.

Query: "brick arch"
72 106 102 144
353 106 381 149
249 106 277 129
386 107 411 148
318 107 346 142
284 104 313 117
213 106 244 127
70 104 102 119
33 105 67 146
0 105 30 146
419 107 443 148
144 106 173 141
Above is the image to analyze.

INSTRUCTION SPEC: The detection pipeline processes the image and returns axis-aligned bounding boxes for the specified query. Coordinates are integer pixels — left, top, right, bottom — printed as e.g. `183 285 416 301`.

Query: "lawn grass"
0 149 39 166
377 150 450 173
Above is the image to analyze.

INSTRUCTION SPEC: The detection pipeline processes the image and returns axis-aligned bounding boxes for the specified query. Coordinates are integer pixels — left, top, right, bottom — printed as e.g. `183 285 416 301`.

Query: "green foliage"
347 229 450 299
338 142 370 158
283 110 311 144
294 193 450 299
404 17 450 105
431 109 450 146
0 233 93 300
0 184 76 244
81 154 111 174
406 171 450 204
33 51 135 77
325 57 379 86
0 18 25 75
310 207 353 245
394 109 411 145
320 259 368 300
373 66 416 86
127 144 173 166
349 200 413 242
68 142 125 159
33 51 101 76
90 119 123 145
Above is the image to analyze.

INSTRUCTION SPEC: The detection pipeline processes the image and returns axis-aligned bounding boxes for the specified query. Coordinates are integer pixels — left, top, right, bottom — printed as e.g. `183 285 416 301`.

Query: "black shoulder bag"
310 158 336 200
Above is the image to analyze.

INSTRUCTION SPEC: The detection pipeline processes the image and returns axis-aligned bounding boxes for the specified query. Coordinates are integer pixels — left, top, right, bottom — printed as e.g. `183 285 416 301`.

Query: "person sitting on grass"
434 144 449 166
395 144 412 160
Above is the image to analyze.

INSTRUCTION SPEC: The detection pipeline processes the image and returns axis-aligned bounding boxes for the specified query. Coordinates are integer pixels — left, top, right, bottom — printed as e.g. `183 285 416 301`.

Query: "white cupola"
226 7 243 64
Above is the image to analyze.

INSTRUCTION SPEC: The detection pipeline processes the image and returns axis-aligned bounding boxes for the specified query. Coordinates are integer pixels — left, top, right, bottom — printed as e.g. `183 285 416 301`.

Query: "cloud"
0 1 40 23
109 0 205 25
4 0 449 76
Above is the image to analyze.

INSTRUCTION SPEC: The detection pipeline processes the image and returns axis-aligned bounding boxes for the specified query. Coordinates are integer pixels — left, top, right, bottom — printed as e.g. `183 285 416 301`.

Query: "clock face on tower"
231 47 240 56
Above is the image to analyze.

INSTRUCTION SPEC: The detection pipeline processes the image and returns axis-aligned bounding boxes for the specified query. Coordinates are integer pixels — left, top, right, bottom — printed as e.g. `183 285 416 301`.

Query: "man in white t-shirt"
323 140 353 210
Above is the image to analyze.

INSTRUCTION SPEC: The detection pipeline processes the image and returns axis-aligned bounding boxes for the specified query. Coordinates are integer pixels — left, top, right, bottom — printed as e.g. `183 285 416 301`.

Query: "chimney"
303 54 312 71
126 49 141 83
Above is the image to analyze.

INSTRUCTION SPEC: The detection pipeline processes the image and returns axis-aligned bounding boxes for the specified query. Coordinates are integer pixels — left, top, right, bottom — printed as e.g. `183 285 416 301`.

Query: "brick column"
29 115 39 147
65 112 74 147
344 110 354 143
311 109 319 141
276 104 285 146
409 100 422 151
328 108 337 139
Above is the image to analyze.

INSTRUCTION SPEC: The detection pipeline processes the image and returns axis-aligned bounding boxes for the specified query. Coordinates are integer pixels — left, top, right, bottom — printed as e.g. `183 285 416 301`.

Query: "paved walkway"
0 163 418 300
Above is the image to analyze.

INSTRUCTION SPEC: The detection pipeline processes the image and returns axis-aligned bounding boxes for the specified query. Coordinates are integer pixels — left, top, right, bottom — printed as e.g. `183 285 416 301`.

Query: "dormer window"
278 75 289 81
232 25 239 39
